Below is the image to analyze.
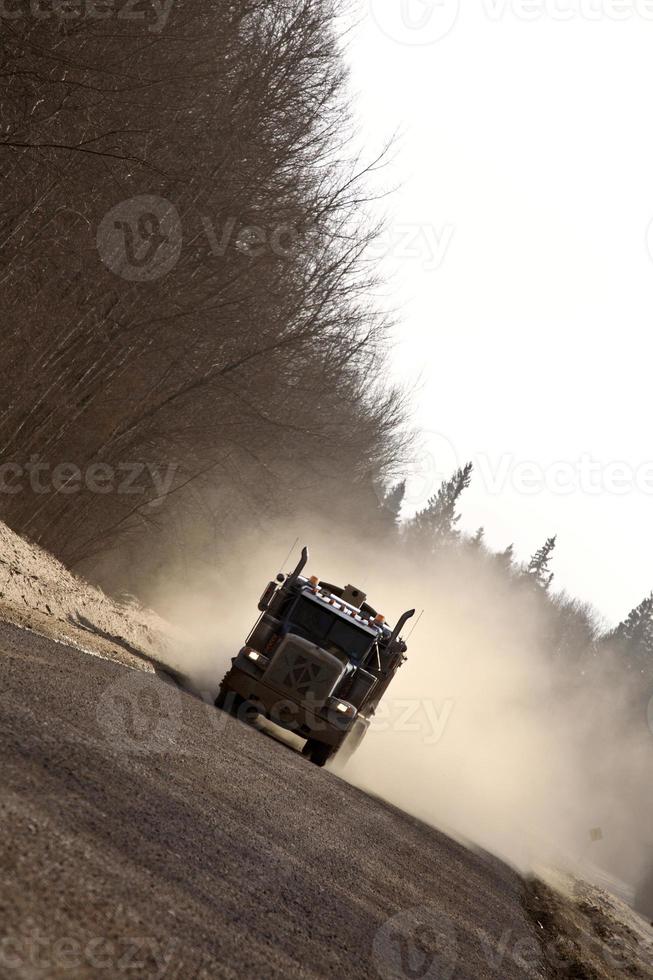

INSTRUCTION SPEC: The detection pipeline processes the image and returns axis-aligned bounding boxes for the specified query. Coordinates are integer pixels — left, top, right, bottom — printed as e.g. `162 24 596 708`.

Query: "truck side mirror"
258 581 277 612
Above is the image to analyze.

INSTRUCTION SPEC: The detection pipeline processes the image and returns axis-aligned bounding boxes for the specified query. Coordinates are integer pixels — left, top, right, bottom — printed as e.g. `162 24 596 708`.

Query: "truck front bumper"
221 664 355 748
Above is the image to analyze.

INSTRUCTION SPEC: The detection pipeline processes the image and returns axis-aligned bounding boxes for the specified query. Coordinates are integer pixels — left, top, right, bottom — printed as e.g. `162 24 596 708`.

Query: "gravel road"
0 621 550 979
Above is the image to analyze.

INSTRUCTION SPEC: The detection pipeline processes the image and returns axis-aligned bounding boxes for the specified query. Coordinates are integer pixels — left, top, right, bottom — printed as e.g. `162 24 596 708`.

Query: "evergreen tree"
381 481 406 528
409 463 473 548
611 593 653 666
528 536 557 589
470 527 485 549
495 543 515 573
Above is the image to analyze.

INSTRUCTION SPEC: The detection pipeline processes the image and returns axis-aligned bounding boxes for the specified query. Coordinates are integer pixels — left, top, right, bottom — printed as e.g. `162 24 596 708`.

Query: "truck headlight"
327 697 357 719
244 648 269 667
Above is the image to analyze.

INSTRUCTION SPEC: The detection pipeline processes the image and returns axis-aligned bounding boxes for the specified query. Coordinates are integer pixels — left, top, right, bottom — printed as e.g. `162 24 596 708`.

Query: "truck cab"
215 546 414 766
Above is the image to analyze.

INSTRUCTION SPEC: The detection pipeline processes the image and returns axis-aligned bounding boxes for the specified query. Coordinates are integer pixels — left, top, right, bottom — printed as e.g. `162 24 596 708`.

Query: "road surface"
0 621 552 978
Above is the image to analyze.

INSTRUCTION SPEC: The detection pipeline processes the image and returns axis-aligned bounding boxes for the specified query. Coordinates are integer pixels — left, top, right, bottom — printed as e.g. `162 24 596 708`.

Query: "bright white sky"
345 1 653 625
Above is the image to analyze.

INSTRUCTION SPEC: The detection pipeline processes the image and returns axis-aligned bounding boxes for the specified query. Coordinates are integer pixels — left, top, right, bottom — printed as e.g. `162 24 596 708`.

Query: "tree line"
0 0 406 589
381 464 653 689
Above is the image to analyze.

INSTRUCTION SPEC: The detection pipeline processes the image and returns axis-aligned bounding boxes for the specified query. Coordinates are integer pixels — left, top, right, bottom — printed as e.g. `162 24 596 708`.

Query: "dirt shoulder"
525 870 653 979
0 519 178 672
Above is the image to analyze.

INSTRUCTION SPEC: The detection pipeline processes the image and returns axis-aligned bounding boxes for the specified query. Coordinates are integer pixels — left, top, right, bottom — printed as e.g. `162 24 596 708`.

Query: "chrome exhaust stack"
286 545 309 586
388 608 416 649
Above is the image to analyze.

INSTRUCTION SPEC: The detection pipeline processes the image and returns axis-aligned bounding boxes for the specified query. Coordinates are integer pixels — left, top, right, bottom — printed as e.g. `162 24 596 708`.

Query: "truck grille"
264 635 344 704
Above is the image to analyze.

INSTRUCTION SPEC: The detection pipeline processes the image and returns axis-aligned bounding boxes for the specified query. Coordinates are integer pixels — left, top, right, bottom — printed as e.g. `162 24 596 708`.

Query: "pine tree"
409 463 473 548
470 527 485 549
495 543 515 572
611 593 653 666
381 481 406 528
528 536 557 589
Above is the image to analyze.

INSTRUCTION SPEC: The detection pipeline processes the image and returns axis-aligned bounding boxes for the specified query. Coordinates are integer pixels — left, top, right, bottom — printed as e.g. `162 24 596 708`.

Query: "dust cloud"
149 523 653 909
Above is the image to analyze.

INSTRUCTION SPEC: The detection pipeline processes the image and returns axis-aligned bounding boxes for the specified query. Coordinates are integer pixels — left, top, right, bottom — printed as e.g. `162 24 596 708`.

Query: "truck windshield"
288 597 372 663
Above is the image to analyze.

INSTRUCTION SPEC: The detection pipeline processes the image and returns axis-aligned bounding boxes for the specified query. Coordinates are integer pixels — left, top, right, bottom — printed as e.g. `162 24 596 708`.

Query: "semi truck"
215 546 414 767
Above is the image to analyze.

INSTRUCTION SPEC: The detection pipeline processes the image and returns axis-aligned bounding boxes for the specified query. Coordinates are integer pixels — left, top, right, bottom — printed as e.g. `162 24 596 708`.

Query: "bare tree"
0 0 408 589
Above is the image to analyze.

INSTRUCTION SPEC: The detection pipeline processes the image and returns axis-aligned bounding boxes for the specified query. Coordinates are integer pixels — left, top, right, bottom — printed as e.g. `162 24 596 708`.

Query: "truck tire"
215 689 259 724
302 738 334 768
214 687 243 713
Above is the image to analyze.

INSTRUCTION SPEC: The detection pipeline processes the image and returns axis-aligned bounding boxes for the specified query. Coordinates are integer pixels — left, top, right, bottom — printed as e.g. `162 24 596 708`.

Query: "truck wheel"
302 739 334 768
215 689 259 724
236 699 260 724
215 688 242 713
